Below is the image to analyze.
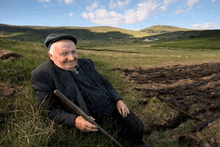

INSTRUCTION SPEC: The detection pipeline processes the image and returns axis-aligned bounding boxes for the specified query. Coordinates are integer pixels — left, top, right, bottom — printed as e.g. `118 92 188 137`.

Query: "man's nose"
68 54 75 60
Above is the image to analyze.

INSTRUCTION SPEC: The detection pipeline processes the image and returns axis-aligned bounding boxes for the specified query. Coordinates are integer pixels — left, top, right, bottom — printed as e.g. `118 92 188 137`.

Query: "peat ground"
115 62 220 147
0 82 20 131
1 60 220 146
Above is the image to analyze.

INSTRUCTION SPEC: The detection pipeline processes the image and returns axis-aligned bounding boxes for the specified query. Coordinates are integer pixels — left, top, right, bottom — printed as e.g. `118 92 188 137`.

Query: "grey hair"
48 43 55 56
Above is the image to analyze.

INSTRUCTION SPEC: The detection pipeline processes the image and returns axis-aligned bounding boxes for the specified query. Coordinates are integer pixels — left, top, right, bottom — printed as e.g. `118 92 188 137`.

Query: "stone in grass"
0 50 25 61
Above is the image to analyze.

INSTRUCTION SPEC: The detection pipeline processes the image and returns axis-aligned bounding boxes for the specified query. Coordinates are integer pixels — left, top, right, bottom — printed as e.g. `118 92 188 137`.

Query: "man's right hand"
75 116 98 132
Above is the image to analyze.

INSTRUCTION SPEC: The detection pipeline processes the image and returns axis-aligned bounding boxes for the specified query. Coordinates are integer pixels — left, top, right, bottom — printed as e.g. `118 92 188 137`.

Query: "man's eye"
61 52 67 56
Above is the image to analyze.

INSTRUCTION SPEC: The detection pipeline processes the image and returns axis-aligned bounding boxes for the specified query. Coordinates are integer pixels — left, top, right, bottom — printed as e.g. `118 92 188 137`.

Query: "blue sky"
0 0 219 30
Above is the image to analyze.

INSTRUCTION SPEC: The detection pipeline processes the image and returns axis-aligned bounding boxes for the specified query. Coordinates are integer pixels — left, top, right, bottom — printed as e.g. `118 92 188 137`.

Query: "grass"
140 25 190 34
0 29 220 147
80 26 149 38
0 38 48 83
151 37 220 50
78 42 220 68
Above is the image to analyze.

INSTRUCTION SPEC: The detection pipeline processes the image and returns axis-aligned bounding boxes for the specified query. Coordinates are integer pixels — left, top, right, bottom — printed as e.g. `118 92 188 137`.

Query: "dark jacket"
31 58 123 127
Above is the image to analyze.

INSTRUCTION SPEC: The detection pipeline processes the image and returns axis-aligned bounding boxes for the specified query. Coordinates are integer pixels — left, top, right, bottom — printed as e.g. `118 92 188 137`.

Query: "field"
0 25 220 147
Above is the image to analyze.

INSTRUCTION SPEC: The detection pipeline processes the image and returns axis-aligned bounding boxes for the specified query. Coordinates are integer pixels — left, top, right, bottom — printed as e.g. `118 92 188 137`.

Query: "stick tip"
54 89 58 94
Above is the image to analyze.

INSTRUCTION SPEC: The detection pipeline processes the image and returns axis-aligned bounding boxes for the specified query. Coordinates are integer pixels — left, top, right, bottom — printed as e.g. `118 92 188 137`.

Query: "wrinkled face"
48 39 78 71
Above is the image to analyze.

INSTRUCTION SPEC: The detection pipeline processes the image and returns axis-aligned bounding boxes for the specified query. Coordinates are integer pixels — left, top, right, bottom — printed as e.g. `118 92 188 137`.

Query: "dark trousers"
102 108 145 146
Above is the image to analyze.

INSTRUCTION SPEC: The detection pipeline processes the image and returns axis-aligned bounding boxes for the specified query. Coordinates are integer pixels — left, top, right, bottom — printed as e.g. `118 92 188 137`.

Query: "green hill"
140 25 190 34
76 26 149 38
0 24 219 47
0 24 148 44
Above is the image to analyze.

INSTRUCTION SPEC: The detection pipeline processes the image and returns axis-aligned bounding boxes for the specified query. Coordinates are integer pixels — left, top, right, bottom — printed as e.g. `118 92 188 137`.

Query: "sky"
0 0 219 30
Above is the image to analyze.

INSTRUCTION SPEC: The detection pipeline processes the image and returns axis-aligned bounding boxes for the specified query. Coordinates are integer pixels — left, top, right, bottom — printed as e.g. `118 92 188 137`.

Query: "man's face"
48 39 78 71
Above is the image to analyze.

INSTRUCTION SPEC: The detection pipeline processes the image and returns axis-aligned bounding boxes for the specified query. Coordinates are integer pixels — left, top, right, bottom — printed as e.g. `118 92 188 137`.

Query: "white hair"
48 39 76 56
48 43 55 56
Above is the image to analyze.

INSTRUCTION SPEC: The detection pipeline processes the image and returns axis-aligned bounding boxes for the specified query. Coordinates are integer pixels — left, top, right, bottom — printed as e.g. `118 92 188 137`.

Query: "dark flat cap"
45 33 77 48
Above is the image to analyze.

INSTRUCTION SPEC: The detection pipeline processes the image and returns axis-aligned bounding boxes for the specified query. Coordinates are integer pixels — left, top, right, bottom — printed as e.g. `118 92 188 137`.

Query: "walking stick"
54 89 123 147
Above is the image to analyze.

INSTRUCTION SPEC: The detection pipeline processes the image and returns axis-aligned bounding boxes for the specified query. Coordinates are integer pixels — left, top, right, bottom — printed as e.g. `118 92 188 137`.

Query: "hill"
76 26 149 37
0 24 148 44
0 24 220 47
140 25 190 34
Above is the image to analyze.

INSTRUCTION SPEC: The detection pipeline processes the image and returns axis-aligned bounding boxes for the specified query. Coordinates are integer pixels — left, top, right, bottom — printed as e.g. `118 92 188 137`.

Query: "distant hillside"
75 26 149 38
1 24 220 46
140 25 190 34
33 25 149 37
0 24 148 44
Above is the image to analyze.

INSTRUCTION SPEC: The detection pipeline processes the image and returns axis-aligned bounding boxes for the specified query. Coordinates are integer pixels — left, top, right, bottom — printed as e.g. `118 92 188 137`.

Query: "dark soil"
0 82 19 131
115 62 220 147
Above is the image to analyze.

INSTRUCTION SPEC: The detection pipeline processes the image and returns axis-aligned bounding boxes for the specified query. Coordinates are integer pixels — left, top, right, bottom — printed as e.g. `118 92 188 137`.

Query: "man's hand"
116 100 130 118
75 116 98 132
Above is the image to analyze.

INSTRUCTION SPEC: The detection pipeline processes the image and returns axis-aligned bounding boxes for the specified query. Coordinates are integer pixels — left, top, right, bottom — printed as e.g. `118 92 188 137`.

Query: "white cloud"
86 1 99 11
159 6 167 12
191 22 220 29
187 0 200 8
38 0 50 2
175 6 185 14
159 0 177 13
69 13 74 17
109 0 132 8
211 0 216 3
58 0 74 5
64 0 74 4
164 0 177 6
124 9 136 24
135 1 159 22
82 0 159 27
174 0 200 14
82 9 123 27
82 0 205 27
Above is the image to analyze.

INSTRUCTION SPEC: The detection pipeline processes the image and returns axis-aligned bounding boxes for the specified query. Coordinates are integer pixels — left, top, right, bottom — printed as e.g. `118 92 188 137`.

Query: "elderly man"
31 33 150 147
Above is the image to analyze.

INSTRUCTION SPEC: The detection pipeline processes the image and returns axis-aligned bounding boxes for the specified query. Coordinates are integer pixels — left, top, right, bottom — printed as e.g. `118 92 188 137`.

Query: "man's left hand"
116 100 130 118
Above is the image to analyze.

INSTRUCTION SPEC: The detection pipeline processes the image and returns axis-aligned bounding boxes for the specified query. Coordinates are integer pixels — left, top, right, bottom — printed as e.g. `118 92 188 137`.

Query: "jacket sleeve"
31 70 78 128
88 59 123 103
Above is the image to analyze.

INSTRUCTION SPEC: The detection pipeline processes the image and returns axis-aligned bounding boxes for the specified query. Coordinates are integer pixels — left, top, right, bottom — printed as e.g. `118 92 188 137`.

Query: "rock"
0 50 24 61
138 98 149 105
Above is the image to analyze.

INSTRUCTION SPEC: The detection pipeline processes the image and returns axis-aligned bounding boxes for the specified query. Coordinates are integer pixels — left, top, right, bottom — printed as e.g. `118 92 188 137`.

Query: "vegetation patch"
151 37 220 50
115 62 220 147
0 25 220 146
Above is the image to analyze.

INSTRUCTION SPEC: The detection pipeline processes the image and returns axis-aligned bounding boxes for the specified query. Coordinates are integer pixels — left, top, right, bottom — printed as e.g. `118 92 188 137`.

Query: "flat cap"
45 33 77 48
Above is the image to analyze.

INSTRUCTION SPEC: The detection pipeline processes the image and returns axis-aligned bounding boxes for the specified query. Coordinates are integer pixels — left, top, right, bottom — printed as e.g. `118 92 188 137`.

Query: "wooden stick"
54 89 123 147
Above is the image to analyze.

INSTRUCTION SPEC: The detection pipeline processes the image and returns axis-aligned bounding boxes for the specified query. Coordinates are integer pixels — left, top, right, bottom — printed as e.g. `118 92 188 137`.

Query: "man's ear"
48 53 52 59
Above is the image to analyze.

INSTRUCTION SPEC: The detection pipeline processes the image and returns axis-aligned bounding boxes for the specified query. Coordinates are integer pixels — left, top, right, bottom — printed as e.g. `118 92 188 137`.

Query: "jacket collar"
50 60 76 88
52 59 95 88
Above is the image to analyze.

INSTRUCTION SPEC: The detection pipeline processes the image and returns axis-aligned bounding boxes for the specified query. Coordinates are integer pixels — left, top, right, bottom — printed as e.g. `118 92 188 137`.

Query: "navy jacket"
31 58 123 127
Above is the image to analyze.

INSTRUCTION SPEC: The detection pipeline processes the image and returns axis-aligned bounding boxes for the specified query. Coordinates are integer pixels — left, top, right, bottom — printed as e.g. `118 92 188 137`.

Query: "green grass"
140 25 190 34
151 37 220 50
0 38 48 82
1 30 220 147
78 43 220 68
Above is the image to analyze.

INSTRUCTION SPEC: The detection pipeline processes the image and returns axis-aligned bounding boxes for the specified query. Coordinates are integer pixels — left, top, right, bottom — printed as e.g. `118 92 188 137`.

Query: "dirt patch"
0 50 24 61
115 62 220 146
0 82 20 130
0 83 17 97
